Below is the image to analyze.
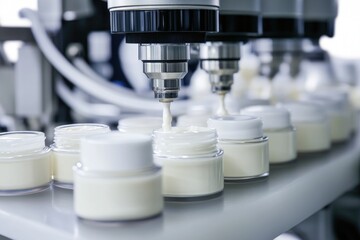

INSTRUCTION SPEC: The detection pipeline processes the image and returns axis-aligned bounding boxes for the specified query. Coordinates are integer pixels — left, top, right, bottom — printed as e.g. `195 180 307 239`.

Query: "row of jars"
0 98 356 222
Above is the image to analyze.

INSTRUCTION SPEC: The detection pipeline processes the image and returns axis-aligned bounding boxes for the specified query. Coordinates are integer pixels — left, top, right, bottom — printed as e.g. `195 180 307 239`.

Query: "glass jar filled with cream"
51 123 110 189
208 115 269 181
153 126 224 200
281 102 331 153
241 106 297 164
301 96 351 143
0 131 51 195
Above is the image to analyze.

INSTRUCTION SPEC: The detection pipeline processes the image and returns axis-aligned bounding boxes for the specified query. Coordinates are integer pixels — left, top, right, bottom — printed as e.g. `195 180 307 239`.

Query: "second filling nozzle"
199 42 241 95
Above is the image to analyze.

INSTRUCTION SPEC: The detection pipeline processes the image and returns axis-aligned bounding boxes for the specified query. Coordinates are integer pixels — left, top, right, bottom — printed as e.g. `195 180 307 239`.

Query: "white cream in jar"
74 132 163 221
51 123 110 189
310 89 356 134
241 106 297 164
207 115 269 180
153 126 223 199
118 116 162 135
0 131 51 195
301 95 351 143
281 102 331 153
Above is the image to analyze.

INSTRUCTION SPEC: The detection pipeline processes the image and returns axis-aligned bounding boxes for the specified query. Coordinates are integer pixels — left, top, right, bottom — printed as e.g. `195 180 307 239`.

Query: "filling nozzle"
252 39 304 79
139 43 190 102
199 42 241 95
257 52 302 79
285 53 303 78
258 53 284 79
209 74 235 95
152 79 181 102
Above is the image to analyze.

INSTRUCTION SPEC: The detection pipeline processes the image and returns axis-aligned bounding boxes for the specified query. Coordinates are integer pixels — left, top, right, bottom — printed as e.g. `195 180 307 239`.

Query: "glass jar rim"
153 126 219 157
218 136 268 144
0 131 46 155
0 146 50 161
154 148 223 160
54 123 109 135
54 123 110 149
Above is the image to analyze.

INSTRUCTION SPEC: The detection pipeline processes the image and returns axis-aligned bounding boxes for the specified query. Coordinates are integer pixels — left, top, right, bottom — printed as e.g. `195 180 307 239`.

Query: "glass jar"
241 106 297 164
153 126 223 200
51 123 110 189
74 132 163 221
0 131 51 195
301 94 352 143
208 115 269 180
281 102 331 153
310 89 356 134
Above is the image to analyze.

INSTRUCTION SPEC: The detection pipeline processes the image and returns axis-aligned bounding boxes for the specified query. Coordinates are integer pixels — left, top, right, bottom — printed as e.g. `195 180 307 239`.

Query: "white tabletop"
0 134 359 240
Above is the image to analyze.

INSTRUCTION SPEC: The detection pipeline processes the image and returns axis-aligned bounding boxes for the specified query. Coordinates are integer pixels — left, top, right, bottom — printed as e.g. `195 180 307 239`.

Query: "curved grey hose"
20 8 189 115
72 57 136 97
56 78 122 119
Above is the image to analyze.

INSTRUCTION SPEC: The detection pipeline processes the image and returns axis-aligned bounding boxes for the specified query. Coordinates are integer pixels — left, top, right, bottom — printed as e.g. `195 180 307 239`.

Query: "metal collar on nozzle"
139 44 190 102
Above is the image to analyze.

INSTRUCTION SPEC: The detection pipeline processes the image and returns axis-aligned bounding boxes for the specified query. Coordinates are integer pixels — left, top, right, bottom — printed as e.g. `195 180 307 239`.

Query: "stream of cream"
162 102 172 131
216 94 229 116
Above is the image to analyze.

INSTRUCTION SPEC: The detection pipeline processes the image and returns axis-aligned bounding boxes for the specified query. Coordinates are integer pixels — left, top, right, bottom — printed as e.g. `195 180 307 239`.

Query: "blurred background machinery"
0 0 358 130
0 1 360 239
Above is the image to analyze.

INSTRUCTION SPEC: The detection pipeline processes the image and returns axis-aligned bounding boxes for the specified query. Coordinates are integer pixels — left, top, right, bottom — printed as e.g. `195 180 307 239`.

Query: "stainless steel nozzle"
139 44 190 101
199 42 241 94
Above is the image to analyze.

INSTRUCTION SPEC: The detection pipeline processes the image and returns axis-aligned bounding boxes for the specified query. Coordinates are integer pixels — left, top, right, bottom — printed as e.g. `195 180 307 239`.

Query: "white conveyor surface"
0 133 359 240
